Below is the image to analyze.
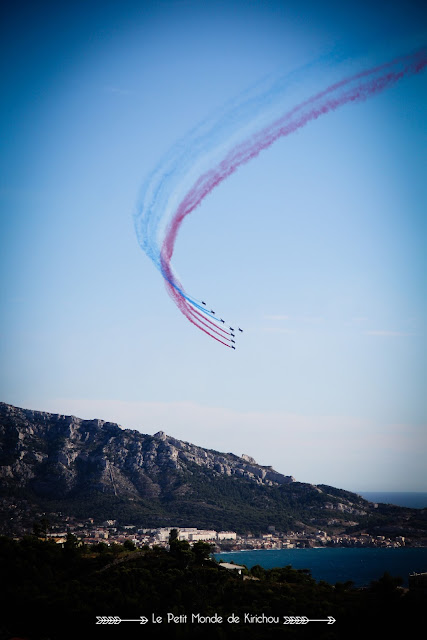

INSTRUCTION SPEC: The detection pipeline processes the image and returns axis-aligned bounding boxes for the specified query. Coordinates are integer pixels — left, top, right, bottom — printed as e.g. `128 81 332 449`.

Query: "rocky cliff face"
0 402 294 500
2 402 425 540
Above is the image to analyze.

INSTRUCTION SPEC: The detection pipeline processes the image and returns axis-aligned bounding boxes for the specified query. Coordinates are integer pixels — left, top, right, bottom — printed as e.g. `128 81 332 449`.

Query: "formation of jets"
198 300 243 349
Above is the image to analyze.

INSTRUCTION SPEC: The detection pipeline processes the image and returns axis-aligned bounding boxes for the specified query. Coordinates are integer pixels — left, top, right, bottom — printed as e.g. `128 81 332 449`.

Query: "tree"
169 531 192 567
169 528 179 544
32 518 50 540
250 564 266 580
63 532 79 559
191 541 213 564
123 539 136 551
369 571 403 598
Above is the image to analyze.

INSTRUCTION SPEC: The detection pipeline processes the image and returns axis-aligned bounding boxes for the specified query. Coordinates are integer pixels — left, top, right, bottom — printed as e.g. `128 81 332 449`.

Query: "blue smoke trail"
133 47 426 342
133 53 340 298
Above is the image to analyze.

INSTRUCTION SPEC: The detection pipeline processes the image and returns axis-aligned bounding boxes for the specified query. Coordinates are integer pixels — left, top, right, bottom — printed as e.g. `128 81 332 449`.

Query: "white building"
155 528 173 542
219 562 245 575
189 530 217 541
155 527 217 542
217 531 237 540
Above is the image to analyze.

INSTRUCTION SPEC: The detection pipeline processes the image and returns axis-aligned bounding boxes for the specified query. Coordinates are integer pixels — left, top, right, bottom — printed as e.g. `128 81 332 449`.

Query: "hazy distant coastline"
356 492 427 509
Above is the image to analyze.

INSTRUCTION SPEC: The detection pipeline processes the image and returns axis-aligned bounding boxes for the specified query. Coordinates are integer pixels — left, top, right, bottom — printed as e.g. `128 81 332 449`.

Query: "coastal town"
36 516 416 549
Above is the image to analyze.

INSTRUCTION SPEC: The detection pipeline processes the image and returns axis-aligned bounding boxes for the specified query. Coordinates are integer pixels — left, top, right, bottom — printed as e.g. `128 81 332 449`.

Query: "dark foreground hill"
1 402 426 540
0 535 422 640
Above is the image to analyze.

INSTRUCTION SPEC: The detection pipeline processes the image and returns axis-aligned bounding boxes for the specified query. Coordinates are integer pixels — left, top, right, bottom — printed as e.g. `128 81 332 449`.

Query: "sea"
356 491 427 509
214 547 427 587
214 493 427 588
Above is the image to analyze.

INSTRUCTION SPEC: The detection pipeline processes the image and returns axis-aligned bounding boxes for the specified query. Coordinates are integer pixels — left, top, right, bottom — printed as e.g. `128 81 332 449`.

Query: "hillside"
1 402 426 540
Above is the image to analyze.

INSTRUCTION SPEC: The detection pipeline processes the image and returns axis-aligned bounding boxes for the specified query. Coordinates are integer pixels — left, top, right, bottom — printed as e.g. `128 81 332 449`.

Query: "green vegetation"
2 404 426 541
0 535 421 640
2 473 427 541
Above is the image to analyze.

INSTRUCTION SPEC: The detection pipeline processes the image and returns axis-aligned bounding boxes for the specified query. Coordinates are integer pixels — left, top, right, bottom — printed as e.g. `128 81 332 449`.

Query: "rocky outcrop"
2 403 423 541
0 402 294 500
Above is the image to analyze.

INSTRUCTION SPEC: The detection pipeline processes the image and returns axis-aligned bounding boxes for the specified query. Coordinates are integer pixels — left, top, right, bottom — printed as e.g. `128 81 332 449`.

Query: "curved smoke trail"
135 48 426 348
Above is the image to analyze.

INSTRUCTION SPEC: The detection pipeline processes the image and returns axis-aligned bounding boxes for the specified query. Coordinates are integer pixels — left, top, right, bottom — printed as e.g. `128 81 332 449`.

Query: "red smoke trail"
160 48 426 344
191 308 232 336
160 253 233 346
187 307 233 342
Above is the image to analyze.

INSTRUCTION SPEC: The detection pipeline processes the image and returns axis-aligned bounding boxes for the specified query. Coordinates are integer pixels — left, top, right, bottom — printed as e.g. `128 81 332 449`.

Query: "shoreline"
215 544 427 553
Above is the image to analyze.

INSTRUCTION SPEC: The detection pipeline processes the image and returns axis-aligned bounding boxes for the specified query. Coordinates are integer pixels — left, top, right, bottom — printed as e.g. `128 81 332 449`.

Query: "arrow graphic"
96 614 335 626
96 616 148 624
308 616 336 624
283 616 335 624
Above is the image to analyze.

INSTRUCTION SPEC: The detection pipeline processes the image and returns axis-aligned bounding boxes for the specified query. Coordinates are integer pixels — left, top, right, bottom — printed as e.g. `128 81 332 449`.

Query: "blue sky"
1 0 426 492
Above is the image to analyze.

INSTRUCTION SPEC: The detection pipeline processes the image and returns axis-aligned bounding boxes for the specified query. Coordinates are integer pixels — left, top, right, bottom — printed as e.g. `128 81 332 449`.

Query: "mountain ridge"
0 401 295 492
1 402 426 541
